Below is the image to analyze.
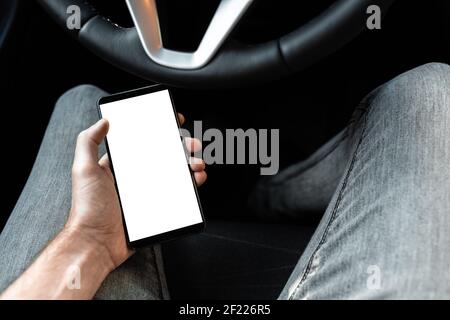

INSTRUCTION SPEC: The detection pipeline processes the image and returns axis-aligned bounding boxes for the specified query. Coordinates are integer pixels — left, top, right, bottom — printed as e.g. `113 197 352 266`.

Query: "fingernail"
190 157 204 165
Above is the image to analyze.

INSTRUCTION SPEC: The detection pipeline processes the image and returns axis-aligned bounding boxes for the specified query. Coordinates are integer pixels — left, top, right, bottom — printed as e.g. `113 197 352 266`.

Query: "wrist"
1 226 116 300
59 225 115 276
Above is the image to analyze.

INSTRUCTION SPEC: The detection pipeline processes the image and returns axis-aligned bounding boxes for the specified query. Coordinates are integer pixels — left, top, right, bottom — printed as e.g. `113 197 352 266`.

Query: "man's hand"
65 114 206 270
0 114 206 300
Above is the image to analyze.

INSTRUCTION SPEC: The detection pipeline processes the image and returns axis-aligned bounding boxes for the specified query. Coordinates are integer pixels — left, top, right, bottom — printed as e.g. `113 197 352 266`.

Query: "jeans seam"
288 102 372 300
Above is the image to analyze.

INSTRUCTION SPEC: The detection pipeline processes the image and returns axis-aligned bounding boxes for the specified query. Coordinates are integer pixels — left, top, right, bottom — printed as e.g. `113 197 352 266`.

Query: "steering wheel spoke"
125 0 254 70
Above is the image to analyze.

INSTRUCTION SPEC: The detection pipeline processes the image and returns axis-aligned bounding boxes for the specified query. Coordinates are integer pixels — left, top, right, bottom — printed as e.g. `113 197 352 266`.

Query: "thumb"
74 119 109 167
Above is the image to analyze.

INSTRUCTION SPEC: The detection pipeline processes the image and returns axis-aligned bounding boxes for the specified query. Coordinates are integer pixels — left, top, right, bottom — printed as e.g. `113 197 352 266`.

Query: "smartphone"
97 85 205 248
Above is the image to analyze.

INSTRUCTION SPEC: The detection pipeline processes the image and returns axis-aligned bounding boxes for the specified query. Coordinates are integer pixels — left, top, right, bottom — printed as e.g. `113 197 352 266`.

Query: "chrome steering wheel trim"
126 0 254 70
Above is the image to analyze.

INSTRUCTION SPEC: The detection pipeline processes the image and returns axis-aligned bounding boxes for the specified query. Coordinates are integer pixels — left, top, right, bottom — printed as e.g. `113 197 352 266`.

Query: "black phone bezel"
97 84 205 248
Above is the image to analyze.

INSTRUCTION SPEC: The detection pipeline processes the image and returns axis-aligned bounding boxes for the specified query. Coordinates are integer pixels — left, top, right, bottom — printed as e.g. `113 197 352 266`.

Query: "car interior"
1 0 449 299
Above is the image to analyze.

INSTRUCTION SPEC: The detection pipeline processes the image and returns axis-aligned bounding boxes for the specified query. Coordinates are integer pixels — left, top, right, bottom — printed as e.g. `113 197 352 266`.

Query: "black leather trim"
78 16 289 88
279 0 395 71
0 0 18 49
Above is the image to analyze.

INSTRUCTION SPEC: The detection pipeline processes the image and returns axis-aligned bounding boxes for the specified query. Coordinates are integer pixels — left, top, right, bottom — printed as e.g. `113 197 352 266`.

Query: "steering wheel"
38 0 394 89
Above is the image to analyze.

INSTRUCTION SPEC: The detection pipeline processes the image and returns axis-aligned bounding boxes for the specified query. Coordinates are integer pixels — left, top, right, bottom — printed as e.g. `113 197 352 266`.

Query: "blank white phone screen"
99 89 203 242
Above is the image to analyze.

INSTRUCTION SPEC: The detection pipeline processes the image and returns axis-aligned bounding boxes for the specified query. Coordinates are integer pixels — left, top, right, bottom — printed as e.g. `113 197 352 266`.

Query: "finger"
184 137 202 154
194 171 207 187
178 113 185 126
99 153 110 169
74 119 109 166
189 157 206 172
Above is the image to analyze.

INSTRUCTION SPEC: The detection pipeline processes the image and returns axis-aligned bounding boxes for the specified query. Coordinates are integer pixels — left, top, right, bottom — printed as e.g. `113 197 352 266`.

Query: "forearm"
0 228 114 300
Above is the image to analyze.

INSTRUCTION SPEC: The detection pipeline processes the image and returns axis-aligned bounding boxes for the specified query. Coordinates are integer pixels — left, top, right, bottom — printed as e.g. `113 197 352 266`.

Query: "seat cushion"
162 219 317 299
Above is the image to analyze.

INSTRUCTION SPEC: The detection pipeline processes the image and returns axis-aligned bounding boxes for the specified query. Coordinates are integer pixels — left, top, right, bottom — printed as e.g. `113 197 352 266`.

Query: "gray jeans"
1 63 450 299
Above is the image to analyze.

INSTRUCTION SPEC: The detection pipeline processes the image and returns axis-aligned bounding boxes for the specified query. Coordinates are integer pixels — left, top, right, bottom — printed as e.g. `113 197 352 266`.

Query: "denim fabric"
250 63 450 299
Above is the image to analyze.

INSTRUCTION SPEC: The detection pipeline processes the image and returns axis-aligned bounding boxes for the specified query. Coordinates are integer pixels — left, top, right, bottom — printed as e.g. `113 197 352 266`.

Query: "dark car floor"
163 219 318 300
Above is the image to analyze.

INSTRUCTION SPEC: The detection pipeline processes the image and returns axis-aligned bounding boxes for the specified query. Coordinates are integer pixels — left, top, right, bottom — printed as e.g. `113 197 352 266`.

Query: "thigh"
281 63 450 299
0 85 103 292
0 85 169 299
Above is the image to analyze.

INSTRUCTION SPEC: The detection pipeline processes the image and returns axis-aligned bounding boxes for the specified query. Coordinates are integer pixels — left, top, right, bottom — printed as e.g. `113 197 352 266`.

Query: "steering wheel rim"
38 0 394 89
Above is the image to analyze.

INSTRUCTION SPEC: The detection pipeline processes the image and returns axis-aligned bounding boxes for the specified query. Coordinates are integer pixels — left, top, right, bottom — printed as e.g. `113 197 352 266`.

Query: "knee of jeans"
370 63 450 135
54 84 104 116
